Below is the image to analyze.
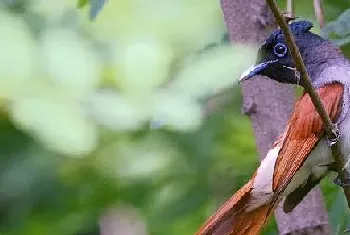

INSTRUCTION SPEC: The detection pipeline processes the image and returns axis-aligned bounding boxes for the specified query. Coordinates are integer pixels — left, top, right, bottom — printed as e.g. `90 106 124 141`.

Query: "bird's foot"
327 125 340 147
333 175 350 187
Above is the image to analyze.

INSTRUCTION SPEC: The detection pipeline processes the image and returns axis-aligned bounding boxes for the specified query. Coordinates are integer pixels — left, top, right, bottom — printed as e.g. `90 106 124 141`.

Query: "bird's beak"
239 60 278 83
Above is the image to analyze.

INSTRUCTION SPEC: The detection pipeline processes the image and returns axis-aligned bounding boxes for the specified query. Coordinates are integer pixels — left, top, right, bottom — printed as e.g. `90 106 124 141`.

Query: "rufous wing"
195 82 344 235
272 83 344 198
195 172 273 235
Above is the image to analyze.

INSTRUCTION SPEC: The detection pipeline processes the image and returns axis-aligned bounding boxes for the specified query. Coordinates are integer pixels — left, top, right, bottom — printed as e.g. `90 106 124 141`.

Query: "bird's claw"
333 175 350 187
327 137 338 147
327 125 340 147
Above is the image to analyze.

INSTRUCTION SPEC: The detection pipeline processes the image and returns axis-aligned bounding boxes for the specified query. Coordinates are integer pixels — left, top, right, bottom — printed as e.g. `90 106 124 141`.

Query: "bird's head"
239 20 341 86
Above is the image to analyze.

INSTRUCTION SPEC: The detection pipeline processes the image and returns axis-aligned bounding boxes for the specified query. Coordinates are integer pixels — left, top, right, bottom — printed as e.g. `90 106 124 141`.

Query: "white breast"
339 115 350 171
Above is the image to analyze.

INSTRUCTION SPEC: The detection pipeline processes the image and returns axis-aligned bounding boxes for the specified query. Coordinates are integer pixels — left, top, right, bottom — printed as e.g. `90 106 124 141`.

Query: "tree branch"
313 0 325 28
266 0 350 209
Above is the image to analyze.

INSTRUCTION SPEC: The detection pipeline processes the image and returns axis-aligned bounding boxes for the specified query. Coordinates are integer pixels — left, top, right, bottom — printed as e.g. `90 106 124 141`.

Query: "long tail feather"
196 178 274 235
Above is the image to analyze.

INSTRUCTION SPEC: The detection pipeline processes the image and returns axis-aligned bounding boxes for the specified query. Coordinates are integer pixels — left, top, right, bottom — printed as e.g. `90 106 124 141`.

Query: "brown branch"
266 0 350 208
313 0 325 28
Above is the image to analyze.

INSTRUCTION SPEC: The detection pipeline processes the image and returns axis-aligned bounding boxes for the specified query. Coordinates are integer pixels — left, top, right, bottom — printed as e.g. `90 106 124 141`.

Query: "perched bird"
196 20 350 235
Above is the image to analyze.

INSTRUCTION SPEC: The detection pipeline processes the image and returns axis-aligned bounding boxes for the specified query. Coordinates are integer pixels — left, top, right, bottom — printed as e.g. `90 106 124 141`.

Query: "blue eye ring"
273 43 287 58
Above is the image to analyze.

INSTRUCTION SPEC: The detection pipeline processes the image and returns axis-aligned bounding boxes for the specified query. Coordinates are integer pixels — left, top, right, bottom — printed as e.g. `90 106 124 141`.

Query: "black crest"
289 20 313 34
263 20 314 48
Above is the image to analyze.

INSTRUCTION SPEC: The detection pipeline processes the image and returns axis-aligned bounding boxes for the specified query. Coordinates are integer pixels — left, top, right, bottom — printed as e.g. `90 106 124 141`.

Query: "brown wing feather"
196 171 275 235
196 174 256 235
272 83 344 194
196 83 344 235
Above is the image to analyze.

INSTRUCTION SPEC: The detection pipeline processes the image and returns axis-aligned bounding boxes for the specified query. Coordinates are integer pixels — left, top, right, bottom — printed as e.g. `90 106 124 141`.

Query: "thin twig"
266 0 350 209
283 0 296 24
313 0 325 28
286 0 294 18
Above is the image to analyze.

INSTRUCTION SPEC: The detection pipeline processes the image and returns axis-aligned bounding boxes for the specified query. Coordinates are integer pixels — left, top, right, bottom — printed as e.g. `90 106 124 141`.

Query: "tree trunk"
220 0 331 234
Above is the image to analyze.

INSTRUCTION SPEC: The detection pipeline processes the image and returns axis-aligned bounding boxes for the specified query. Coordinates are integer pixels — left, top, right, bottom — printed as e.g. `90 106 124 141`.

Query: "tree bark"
220 0 331 234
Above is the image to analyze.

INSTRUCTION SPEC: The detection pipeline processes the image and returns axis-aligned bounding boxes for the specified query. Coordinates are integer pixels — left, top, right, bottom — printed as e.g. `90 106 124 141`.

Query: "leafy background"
0 0 350 234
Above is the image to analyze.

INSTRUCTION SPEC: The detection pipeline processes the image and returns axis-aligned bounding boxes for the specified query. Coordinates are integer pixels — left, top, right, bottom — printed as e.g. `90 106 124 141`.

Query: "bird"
195 20 350 235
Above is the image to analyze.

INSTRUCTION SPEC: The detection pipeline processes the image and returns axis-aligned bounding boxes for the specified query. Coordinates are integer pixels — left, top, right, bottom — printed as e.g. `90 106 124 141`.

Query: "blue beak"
239 60 278 83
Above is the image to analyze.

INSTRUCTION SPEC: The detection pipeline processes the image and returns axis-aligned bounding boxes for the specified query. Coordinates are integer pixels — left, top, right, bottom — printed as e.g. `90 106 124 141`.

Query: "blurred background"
1 0 350 234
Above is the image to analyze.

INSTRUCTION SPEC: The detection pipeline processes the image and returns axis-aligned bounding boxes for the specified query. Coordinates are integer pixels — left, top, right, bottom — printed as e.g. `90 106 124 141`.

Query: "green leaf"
321 8 350 46
77 0 89 8
329 190 349 234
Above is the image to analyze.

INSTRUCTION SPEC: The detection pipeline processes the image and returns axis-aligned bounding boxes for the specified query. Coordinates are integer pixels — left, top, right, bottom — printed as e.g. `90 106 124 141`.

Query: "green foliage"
77 0 106 20
1 1 350 235
77 0 89 8
321 9 350 46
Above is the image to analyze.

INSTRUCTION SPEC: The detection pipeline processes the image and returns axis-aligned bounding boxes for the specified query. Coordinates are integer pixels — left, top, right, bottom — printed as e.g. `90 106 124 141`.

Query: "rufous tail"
196 177 274 235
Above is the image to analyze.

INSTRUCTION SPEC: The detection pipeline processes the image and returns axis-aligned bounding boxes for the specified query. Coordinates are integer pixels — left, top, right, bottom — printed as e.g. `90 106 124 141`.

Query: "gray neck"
310 53 350 124
307 57 348 86
301 41 346 85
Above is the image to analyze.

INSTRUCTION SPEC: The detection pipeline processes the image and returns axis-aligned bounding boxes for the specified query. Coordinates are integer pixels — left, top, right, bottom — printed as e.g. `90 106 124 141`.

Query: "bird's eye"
273 43 287 58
